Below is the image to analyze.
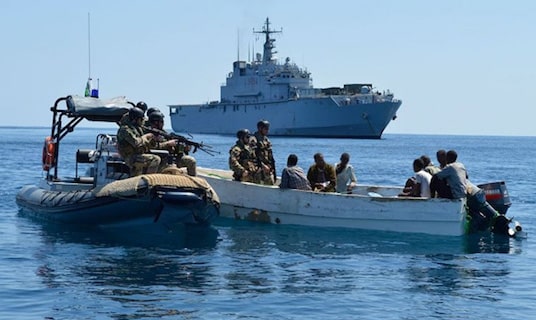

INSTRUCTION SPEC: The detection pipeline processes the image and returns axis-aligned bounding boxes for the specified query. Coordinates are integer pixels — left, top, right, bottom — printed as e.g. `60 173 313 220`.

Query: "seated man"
399 158 432 197
430 174 453 198
307 153 336 192
147 111 197 176
119 101 148 126
430 149 453 198
117 107 160 176
335 152 357 193
280 154 311 190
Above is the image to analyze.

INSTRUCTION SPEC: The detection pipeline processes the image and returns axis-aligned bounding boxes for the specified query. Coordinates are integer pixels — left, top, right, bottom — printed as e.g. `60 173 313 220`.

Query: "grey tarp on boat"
65 95 131 122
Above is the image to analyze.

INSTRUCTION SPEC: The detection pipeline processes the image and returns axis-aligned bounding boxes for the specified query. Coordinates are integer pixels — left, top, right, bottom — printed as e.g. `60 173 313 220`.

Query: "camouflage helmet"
148 111 165 123
257 120 270 129
135 101 148 113
128 107 145 121
236 129 250 139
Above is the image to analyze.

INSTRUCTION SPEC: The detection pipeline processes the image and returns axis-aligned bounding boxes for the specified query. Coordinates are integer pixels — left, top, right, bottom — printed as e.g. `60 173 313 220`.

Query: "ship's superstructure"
169 18 401 138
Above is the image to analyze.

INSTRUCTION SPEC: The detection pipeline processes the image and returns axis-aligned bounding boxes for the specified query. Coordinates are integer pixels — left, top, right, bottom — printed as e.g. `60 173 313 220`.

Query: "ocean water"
1 127 536 319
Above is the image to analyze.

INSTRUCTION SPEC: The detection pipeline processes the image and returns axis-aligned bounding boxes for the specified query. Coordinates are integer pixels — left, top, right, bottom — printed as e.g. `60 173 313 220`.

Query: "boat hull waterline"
199 168 468 236
17 174 220 229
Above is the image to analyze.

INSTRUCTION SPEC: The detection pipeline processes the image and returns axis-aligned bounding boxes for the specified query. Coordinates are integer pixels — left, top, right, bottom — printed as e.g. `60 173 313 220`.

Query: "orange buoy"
42 136 56 171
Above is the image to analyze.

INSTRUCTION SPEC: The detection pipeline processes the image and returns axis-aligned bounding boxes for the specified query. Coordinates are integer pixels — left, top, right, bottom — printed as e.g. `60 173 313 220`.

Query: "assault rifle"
142 126 219 156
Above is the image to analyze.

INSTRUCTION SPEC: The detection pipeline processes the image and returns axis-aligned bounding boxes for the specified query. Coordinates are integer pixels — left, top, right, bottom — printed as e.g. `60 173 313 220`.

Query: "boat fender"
42 136 56 171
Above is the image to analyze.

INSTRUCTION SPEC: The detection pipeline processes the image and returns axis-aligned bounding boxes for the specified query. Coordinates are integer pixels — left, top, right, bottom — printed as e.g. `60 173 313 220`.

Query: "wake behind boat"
198 167 524 237
169 18 402 139
16 95 220 232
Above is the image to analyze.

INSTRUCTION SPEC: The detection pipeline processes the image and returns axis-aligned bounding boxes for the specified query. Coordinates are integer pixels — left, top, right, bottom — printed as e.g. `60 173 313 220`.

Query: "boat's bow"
93 173 220 226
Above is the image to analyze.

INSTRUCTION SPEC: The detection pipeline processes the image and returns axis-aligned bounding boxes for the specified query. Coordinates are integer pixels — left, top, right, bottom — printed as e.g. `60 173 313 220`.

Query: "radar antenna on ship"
254 17 282 64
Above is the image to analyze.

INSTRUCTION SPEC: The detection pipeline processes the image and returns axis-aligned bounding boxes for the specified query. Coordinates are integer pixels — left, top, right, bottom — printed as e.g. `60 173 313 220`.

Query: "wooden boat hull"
198 168 467 236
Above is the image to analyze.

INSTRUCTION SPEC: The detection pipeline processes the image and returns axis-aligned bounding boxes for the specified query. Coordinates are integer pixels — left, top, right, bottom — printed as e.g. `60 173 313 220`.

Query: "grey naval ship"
169 18 402 138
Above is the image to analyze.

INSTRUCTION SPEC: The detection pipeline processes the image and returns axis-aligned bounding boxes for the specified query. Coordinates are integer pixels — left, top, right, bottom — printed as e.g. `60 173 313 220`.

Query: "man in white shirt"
414 159 432 198
399 158 432 197
335 153 357 193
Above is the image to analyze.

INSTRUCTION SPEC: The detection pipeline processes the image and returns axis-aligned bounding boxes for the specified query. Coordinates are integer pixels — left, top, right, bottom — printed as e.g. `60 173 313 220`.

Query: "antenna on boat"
84 12 99 98
88 12 91 80
85 12 92 97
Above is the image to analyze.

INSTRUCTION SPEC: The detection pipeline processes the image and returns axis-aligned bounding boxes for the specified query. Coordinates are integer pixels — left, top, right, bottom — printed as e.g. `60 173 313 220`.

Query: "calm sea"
1 127 535 319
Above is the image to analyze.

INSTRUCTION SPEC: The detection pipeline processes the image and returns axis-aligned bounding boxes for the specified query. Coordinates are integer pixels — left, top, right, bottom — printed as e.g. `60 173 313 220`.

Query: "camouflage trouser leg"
235 170 265 184
157 160 171 173
260 175 275 185
243 171 263 184
126 154 161 176
259 164 275 185
176 155 197 176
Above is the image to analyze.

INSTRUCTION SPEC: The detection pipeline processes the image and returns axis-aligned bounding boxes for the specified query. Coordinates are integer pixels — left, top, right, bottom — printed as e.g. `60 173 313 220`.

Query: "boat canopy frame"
47 95 133 180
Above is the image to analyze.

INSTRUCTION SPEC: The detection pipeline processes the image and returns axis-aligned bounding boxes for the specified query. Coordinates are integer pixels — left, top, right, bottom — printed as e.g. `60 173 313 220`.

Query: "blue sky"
1 0 535 136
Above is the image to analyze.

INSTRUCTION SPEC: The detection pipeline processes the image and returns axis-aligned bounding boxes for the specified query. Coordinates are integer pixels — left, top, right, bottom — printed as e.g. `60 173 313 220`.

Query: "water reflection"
215 220 522 298
31 220 221 318
402 251 512 318
28 216 524 318
217 219 521 256
31 217 221 290
463 233 519 254
24 213 220 250
405 253 510 295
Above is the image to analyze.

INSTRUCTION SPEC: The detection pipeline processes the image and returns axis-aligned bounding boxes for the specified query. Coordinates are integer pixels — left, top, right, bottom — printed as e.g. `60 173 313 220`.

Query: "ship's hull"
169 97 401 138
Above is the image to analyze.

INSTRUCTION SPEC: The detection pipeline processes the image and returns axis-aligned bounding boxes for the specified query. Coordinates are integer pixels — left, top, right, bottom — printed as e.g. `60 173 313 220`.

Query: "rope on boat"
93 176 142 197
93 173 220 204
143 173 211 190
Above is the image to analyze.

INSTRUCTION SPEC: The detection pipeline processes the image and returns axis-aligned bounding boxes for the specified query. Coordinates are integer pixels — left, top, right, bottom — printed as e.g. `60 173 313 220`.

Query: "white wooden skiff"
198 168 467 236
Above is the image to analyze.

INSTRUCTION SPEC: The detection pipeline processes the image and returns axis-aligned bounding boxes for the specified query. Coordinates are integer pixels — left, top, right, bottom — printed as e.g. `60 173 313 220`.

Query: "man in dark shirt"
280 154 311 190
307 153 336 192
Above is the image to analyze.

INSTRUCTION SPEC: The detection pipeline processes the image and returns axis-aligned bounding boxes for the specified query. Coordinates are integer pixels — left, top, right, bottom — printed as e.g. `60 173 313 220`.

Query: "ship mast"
254 17 282 64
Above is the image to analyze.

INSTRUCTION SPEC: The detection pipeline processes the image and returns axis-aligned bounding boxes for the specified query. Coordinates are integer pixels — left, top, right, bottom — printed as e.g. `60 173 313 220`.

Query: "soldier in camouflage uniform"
119 101 148 126
147 111 197 176
229 129 261 183
116 107 160 176
250 120 276 185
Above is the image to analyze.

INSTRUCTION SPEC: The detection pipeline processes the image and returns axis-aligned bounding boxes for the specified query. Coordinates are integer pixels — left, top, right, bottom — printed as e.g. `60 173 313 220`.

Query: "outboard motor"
474 181 526 238
477 181 511 215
